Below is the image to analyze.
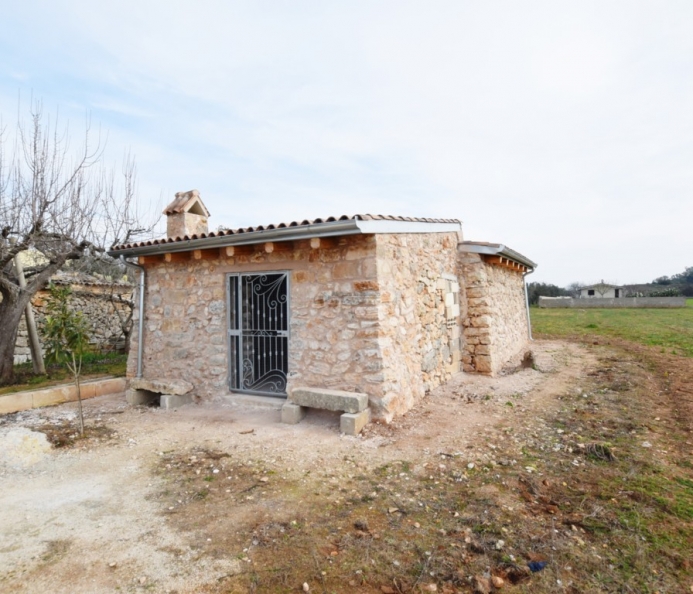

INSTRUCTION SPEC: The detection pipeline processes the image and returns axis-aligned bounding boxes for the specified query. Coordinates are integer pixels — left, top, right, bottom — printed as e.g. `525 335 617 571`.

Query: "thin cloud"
1 0 691 284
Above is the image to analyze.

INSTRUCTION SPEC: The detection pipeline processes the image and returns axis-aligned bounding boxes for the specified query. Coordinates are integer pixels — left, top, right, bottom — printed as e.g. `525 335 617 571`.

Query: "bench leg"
281 402 306 424
160 394 193 409
340 409 371 436
126 388 157 406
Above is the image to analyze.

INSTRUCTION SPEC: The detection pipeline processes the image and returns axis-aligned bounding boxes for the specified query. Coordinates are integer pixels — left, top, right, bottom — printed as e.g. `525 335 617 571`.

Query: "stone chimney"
163 190 210 239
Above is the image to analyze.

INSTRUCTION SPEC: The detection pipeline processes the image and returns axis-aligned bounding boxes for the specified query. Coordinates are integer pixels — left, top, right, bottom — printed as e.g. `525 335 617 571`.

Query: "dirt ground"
0 340 691 594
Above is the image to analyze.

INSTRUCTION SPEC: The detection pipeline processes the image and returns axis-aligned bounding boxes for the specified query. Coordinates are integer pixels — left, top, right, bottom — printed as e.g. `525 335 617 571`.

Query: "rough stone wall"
372 232 462 421
167 212 208 239
13 328 33 365
459 253 529 375
128 236 384 402
128 232 532 419
13 286 132 365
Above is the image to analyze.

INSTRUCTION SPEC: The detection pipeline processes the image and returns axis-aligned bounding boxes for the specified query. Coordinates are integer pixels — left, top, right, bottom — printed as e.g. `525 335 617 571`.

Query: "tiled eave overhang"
108 216 461 259
458 241 537 273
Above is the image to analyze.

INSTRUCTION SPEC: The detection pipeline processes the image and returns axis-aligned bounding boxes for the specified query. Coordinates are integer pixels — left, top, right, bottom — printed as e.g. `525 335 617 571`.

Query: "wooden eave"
482 254 531 274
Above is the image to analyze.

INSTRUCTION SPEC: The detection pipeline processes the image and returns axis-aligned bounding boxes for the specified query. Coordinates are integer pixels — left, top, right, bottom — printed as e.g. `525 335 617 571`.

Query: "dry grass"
151 344 693 593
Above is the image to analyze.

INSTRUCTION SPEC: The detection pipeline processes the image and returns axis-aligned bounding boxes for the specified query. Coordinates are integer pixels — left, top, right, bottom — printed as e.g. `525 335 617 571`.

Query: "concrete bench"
282 387 371 436
126 378 194 409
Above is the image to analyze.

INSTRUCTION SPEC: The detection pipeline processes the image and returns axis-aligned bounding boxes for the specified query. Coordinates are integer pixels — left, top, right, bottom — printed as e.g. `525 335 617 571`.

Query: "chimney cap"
163 189 210 217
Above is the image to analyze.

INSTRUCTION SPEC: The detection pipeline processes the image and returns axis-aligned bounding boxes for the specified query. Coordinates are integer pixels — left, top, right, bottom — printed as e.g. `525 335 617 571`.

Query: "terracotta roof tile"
111 214 460 251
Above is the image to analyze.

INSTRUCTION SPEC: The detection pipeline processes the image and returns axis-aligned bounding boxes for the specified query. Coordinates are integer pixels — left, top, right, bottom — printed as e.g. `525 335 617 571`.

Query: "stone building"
108 190 536 423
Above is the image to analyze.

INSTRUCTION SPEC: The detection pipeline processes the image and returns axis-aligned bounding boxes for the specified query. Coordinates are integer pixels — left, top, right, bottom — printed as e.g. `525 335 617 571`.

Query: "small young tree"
43 284 90 436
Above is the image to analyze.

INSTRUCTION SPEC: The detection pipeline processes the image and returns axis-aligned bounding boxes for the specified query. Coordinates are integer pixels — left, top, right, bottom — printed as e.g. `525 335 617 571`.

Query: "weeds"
143 345 693 593
1 352 127 394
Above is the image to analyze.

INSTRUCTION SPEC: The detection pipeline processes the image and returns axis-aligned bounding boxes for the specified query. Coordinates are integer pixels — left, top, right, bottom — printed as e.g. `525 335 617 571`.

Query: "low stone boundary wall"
0 377 126 415
14 283 132 366
538 296 687 309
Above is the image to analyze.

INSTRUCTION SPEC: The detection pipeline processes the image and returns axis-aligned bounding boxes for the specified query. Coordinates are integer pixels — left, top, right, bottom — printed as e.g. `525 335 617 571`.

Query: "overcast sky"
1 1 691 286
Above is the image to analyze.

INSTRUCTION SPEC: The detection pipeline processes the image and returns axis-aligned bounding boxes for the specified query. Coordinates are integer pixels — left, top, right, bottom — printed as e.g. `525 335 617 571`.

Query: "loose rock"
491 575 505 588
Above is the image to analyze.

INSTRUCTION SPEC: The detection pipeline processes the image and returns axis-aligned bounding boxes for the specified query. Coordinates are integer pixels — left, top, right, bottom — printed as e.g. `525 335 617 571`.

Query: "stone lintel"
340 409 371 435
290 386 368 413
129 378 193 396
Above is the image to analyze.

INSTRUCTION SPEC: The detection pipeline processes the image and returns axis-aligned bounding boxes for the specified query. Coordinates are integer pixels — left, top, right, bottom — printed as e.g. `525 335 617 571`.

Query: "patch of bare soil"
1 340 692 593
33 421 119 448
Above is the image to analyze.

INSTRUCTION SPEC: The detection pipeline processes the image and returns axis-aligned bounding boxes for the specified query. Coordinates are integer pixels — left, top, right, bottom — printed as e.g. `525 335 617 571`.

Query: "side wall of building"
127 236 384 401
459 253 529 375
372 232 462 421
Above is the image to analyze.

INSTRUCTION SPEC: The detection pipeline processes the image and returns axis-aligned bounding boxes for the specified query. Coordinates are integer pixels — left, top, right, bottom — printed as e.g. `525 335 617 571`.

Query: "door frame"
226 271 290 397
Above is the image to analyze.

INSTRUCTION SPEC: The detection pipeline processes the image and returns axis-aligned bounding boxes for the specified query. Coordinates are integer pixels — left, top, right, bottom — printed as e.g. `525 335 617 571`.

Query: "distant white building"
579 280 623 298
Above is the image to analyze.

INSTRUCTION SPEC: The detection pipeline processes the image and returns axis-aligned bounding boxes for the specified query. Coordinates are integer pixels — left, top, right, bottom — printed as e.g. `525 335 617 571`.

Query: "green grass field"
531 298 693 357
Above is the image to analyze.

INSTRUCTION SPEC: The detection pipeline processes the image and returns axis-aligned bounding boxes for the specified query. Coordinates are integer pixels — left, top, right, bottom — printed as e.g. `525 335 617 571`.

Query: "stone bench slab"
289 387 368 413
129 378 193 396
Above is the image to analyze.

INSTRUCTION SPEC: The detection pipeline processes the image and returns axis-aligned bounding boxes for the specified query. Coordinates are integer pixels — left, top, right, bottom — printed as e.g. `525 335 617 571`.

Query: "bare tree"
590 280 619 297
0 100 155 384
564 282 584 297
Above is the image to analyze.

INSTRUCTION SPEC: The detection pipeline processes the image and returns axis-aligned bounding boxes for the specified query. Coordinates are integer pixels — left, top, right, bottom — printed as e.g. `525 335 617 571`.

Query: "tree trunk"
0 289 37 385
75 372 84 436
0 257 66 385
0 308 24 384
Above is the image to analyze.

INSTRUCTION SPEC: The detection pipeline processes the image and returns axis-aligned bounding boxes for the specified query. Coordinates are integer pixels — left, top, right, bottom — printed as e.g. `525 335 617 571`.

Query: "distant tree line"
526 282 570 305
528 265 693 304
651 266 693 296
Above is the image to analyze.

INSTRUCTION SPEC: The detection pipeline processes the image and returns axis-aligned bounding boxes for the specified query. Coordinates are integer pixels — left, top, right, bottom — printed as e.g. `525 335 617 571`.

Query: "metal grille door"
228 273 288 396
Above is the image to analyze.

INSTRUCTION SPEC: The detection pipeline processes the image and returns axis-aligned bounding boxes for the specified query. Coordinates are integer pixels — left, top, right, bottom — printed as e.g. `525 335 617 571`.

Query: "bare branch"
0 98 160 383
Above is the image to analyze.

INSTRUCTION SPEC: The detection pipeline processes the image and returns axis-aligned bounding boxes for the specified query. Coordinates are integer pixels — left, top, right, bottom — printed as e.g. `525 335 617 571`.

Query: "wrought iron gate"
227 273 289 396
